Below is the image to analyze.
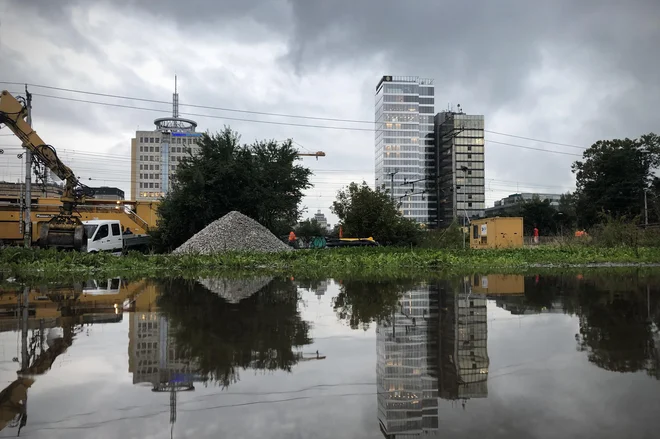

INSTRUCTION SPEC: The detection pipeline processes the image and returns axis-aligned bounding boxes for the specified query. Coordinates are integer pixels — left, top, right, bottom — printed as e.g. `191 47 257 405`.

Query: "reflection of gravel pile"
198 277 273 303
173 211 292 254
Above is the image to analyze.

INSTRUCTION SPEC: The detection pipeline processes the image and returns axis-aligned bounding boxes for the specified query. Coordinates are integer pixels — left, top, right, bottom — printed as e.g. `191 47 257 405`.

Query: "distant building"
313 210 328 229
433 110 485 227
130 78 202 201
89 186 124 201
0 181 62 199
485 192 562 216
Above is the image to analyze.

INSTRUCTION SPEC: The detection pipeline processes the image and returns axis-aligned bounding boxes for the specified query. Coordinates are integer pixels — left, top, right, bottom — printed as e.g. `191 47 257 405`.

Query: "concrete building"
375 76 435 224
433 110 485 227
485 192 562 216
0 181 62 199
130 79 201 201
312 209 328 229
88 186 124 201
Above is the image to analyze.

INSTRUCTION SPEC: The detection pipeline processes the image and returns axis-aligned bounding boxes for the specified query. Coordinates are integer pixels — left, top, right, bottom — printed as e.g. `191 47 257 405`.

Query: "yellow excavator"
0 90 93 249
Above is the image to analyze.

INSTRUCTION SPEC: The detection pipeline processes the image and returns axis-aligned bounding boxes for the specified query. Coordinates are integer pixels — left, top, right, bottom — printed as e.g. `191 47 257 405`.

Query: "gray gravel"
198 276 273 303
173 211 292 254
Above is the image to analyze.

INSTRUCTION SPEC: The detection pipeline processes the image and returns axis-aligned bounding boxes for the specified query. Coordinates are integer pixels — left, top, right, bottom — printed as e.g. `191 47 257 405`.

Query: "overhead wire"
0 81 587 150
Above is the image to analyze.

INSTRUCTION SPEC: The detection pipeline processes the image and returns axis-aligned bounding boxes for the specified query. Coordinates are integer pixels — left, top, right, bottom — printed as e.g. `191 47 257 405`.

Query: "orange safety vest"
288 231 296 242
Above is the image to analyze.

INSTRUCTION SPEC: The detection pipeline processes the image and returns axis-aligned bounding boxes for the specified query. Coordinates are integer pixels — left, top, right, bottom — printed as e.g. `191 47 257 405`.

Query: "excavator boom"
0 90 90 249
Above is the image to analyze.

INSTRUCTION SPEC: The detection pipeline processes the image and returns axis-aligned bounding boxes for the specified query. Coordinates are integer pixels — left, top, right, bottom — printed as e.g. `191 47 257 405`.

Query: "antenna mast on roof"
172 75 179 118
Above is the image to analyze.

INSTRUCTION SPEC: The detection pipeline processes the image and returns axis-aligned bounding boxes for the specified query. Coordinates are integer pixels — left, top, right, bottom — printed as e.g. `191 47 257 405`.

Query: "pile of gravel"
173 211 292 254
197 276 273 303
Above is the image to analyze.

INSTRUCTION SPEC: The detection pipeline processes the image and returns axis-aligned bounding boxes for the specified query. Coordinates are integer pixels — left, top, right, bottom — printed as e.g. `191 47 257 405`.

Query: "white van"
83 220 124 253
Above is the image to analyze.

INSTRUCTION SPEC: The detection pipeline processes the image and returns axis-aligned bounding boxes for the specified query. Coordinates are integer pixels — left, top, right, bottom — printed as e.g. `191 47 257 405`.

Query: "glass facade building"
434 112 485 227
375 76 434 224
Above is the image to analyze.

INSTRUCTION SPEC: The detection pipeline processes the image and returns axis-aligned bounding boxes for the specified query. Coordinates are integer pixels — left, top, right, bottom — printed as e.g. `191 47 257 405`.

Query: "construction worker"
288 231 297 248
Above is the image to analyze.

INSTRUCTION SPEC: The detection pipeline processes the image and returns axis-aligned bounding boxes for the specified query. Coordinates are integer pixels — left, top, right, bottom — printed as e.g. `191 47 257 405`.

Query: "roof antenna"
172 75 179 118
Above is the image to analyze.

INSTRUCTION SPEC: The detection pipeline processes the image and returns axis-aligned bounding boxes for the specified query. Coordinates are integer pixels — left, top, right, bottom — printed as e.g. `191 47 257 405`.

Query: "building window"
150 137 155 143
468 202 473 207
468 154 472 159
155 165 159 170
139 137 143 143
468 170 472 175
155 138 160 143
139 146 143 152
177 138 181 144
155 146 159 152
149 183 154 188
149 164 154 170
140 183 143 188
150 156 154 161
155 183 159 188
171 165 175 170
149 146 153 152
139 164 143 170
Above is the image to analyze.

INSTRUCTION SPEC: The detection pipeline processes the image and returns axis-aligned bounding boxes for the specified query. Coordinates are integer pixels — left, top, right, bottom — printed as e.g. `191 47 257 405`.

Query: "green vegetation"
153 128 313 252
332 181 421 245
3 246 660 282
294 218 326 239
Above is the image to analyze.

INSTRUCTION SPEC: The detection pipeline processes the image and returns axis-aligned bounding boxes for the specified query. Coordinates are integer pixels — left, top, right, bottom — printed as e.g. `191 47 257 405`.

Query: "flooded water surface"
0 273 659 438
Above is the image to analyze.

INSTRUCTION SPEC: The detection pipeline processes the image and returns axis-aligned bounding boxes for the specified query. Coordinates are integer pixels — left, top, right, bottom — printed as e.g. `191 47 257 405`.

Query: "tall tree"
331 182 421 246
155 128 313 250
572 133 660 228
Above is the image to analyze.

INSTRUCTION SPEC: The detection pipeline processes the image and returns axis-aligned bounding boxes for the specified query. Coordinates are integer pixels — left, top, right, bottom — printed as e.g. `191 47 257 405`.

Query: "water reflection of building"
377 285 439 437
128 312 198 387
438 280 489 401
377 280 489 438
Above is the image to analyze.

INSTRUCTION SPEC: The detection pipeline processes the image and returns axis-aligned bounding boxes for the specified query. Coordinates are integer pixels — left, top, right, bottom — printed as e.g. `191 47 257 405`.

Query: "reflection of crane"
0 90 94 249
296 151 326 160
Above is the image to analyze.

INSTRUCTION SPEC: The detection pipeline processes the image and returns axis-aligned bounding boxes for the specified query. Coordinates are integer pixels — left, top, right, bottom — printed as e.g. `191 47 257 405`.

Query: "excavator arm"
0 90 92 249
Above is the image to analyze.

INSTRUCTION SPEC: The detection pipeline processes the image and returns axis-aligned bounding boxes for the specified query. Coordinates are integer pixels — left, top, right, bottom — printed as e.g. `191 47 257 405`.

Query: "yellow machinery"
470 274 525 295
0 196 159 244
469 217 523 249
0 90 93 249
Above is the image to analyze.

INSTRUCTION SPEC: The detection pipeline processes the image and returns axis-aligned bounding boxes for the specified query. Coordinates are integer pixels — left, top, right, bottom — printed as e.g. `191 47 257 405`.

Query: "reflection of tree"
333 279 417 330
575 282 658 377
156 278 312 388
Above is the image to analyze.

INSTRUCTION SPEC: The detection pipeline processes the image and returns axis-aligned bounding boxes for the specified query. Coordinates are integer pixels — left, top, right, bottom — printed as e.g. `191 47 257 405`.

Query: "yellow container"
469 217 523 249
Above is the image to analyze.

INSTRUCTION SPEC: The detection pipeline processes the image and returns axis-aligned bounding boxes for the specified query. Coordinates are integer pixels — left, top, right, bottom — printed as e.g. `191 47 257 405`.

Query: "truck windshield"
84 225 98 239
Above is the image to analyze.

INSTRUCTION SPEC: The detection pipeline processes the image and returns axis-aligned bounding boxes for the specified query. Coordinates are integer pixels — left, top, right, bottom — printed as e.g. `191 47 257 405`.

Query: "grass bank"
2 246 660 282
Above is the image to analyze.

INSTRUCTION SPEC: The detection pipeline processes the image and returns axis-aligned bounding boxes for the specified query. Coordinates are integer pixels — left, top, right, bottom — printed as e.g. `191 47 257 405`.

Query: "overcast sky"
1 0 658 225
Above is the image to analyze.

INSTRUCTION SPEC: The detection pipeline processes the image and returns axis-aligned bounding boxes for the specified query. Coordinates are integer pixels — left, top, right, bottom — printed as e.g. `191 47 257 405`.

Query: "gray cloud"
2 0 659 215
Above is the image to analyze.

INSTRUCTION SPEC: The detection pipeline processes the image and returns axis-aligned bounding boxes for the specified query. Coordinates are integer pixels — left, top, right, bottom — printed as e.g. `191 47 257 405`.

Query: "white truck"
82 220 150 254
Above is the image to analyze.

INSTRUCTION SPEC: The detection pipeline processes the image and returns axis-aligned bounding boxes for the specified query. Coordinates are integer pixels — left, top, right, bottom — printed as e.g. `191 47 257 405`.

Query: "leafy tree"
294 219 326 238
557 192 578 233
154 128 313 251
331 182 421 246
572 133 660 228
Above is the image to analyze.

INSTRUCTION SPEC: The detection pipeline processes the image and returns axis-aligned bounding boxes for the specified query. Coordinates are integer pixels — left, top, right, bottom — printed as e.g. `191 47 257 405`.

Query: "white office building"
130 79 202 201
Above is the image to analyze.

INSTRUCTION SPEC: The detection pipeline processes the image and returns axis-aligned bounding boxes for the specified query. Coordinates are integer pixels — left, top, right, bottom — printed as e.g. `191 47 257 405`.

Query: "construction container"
469 217 523 249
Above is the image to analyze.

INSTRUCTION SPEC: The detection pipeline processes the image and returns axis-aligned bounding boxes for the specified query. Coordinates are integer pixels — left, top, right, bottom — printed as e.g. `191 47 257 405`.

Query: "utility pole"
388 170 399 203
23 85 33 248
644 189 649 226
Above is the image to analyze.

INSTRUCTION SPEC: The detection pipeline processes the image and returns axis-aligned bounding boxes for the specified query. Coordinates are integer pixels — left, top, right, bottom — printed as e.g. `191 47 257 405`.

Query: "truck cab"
83 220 123 253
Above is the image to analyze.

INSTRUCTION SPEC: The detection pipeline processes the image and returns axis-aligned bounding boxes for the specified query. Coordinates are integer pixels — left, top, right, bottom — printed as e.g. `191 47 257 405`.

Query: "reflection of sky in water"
0 277 657 439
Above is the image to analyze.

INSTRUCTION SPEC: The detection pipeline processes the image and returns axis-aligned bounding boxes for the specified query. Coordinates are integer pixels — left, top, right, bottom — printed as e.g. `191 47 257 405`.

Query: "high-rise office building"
375 76 435 224
433 110 485 227
130 78 202 201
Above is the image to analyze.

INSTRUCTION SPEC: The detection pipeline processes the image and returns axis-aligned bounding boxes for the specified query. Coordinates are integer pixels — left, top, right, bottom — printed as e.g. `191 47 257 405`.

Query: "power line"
30 92 586 158
0 81 587 149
